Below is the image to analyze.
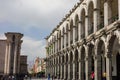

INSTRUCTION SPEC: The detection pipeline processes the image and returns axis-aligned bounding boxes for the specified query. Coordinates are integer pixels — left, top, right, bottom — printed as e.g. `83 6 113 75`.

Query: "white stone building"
45 0 120 80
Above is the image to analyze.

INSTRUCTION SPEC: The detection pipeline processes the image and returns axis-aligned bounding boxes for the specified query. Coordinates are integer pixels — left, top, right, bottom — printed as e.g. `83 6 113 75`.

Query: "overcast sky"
0 0 79 67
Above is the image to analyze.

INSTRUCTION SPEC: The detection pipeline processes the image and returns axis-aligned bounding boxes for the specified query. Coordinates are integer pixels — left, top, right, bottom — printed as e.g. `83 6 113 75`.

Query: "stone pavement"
25 78 58 80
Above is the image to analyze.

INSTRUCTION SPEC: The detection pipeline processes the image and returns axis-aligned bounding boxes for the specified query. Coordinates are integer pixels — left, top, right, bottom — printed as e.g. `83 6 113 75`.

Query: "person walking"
48 74 50 80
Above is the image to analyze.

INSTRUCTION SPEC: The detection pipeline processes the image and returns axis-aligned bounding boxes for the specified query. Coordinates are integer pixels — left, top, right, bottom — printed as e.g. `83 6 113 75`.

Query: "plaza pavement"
25 78 58 80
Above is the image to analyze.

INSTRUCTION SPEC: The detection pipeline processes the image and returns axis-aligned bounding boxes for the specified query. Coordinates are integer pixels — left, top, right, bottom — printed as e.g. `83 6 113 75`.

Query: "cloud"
21 36 46 63
0 0 79 30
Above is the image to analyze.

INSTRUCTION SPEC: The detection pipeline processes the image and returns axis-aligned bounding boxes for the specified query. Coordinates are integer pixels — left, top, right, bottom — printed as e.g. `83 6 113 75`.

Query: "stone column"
78 22 82 40
78 59 81 80
64 63 66 79
13 43 18 74
60 64 63 79
6 42 12 74
4 42 10 74
73 26 76 43
104 2 109 26
68 62 70 80
85 56 89 80
85 16 88 37
106 53 112 80
73 61 75 80
57 65 60 79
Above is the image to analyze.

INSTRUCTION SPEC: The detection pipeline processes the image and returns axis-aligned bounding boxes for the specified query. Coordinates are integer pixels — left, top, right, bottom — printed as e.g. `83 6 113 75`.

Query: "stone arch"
66 24 69 46
74 49 79 79
97 0 104 30
74 14 79 41
69 51 74 79
96 39 106 80
59 30 61 50
62 27 65 48
87 43 95 79
65 53 69 79
80 45 86 80
61 54 65 79
88 1 94 35
58 55 61 78
107 34 120 79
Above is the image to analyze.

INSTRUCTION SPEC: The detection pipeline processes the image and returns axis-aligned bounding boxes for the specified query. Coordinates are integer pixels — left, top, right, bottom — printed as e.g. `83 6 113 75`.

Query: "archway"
74 49 79 79
88 44 94 79
108 0 118 24
62 27 65 48
80 46 86 80
97 40 106 80
108 35 120 80
66 53 69 79
97 0 104 30
88 1 94 35
81 9 85 39
62 55 64 79
75 15 79 41
66 24 69 47
59 31 61 50
70 51 73 79
70 20 73 44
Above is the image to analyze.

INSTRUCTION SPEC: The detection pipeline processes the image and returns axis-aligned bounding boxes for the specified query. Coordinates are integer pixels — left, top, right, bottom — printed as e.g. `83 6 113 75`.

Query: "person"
8 76 12 80
48 74 50 80
103 72 106 80
91 71 94 80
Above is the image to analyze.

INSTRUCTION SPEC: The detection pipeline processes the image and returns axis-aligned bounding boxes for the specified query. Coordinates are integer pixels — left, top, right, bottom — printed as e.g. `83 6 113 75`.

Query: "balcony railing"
81 33 85 39
97 21 104 31
108 14 118 24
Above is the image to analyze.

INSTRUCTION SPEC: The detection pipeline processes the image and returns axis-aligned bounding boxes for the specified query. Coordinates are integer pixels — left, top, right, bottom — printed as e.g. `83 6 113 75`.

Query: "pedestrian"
48 74 50 80
91 71 94 80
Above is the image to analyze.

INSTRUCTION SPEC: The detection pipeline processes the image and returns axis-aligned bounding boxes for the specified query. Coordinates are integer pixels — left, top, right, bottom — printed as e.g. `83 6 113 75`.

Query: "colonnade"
45 0 120 80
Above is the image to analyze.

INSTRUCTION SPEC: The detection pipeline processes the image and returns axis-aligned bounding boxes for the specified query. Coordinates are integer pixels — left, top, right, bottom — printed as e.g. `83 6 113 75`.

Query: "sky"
0 0 79 67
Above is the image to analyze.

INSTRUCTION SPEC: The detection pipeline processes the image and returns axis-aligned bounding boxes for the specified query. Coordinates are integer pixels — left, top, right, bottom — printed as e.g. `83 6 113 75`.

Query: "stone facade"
20 55 28 75
45 0 120 80
0 32 23 76
0 40 6 75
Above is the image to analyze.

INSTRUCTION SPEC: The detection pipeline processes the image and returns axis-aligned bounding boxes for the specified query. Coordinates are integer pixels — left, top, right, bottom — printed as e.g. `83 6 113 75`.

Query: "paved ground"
25 78 58 80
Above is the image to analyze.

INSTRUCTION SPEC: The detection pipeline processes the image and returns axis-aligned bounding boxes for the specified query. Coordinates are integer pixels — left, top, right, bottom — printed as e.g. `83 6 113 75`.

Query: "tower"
4 32 23 75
